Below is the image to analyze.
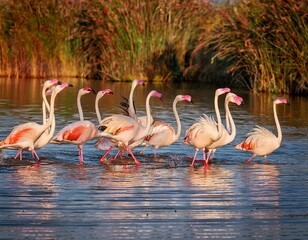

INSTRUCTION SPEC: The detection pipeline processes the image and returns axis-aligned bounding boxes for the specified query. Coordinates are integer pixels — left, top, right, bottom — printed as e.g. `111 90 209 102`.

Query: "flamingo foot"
134 159 141 166
100 157 105 164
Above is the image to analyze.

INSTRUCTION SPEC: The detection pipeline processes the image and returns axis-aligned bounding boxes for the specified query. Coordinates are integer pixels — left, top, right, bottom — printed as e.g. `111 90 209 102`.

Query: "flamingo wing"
52 121 97 144
145 121 175 146
235 125 280 155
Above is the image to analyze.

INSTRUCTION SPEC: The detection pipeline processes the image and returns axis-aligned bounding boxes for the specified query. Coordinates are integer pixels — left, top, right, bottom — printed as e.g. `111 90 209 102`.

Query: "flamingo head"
150 90 163 101
97 89 113 99
227 93 243 105
80 87 96 96
43 79 62 89
53 82 73 94
216 87 231 96
133 79 145 87
178 95 193 103
273 97 288 104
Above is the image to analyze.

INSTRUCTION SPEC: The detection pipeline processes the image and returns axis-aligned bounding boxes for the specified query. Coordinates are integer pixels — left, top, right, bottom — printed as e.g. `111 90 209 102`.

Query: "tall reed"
71 0 211 81
194 0 308 94
0 0 79 78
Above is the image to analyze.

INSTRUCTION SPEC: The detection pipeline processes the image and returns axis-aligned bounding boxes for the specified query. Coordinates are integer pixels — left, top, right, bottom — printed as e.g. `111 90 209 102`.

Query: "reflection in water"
0 78 308 239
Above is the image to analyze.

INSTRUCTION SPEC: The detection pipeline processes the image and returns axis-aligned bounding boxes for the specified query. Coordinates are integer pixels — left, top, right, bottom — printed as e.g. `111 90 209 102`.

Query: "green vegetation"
0 0 307 94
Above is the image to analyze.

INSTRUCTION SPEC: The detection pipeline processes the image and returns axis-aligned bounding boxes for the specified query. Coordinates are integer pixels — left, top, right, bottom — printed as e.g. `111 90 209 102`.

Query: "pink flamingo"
235 97 288 163
14 79 62 160
139 94 192 157
96 79 147 156
0 82 72 161
51 88 113 165
183 87 230 166
98 90 163 166
206 93 243 161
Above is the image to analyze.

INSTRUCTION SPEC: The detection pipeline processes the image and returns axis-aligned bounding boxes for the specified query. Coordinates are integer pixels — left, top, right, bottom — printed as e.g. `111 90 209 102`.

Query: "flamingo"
206 93 243 161
51 88 113 165
118 79 145 121
96 79 147 155
139 94 192 157
235 97 288 163
97 90 163 166
0 82 72 161
14 79 62 160
183 87 230 166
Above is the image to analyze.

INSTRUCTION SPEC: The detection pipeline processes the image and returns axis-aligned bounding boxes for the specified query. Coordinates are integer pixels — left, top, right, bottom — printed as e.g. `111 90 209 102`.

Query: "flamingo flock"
0 79 288 167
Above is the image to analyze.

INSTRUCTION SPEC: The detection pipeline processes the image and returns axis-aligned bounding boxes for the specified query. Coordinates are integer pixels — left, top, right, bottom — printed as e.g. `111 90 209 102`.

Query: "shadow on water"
0 78 308 239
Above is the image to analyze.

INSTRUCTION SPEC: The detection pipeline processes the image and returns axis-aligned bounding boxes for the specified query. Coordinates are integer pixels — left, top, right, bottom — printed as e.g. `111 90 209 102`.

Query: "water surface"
0 78 308 239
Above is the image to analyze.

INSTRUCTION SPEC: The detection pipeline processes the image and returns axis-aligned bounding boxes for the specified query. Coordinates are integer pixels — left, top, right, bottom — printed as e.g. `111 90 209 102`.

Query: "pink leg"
100 146 114 164
78 145 84 165
246 154 256 163
190 149 199 167
140 145 147 154
264 155 268 164
32 150 40 161
204 152 211 165
203 151 206 161
153 148 157 157
126 146 141 166
112 149 121 160
14 150 22 160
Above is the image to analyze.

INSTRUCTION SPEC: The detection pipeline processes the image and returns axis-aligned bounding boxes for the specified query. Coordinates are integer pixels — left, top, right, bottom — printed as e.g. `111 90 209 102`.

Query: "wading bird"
98 90 163 166
0 82 72 161
140 94 192 157
206 93 243 162
51 88 113 165
183 88 230 166
235 97 287 163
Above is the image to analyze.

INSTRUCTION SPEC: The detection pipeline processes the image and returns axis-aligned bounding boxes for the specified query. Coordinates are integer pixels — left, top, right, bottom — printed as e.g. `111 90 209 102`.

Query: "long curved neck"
173 98 182 141
95 96 102 123
42 88 58 131
77 91 84 121
128 83 137 120
143 93 154 135
225 100 236 140
273 103 282 143
42 86 51 123
214 93 223 138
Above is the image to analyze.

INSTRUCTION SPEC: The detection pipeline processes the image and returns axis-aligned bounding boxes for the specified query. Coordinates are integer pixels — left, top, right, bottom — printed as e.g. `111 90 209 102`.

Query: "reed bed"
193 0 308 94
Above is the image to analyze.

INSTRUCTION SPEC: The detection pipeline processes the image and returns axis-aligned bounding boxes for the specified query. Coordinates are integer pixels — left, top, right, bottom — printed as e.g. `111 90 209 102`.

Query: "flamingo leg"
264 155 268 164
100 146 114 164
31 150 40 161
78 145 84 165
153 148 157 157
139 145 147 154
14 150 23 161
190 149 199 167
246 154 256 163
126 146 141 166
204 152 211 165
112 149 121 160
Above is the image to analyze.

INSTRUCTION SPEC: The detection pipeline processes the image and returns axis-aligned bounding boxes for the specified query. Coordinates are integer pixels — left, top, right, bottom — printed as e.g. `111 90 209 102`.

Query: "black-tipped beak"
160 96 164 101
92 89 97 95
68 83 73 87
57 80 63 85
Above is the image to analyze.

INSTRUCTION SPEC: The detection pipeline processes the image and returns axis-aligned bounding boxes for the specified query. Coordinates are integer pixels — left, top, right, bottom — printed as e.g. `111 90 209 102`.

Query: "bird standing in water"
235 97 288 163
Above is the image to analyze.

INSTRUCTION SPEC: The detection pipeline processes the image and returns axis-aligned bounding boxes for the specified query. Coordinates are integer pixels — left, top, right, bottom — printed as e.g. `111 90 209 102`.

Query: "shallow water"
0 78 308 239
